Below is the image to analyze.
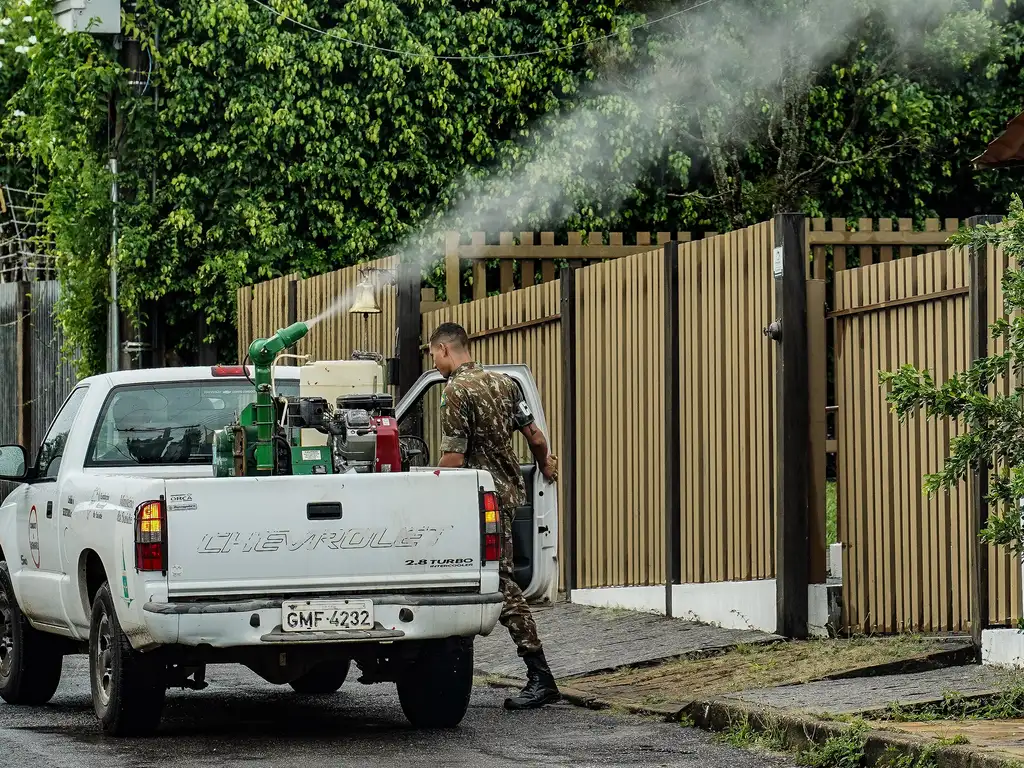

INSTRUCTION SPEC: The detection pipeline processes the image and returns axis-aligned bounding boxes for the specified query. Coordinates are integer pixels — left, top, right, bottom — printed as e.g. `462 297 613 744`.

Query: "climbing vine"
1 0 1023 372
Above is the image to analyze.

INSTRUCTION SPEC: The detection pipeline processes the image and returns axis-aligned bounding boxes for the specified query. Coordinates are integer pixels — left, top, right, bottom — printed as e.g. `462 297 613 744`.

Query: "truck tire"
89 582 166 736
397 637 473 728
0 561 63 706
289 659 350 694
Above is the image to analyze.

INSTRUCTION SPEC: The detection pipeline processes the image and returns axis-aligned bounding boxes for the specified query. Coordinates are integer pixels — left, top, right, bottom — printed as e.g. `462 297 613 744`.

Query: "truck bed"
163 470 490 599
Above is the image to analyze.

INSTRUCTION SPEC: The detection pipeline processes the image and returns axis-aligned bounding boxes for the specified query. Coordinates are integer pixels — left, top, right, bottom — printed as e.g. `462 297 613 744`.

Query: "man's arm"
520 422 549 466
438 451 464 468
520 422 558 483
506 378 558 483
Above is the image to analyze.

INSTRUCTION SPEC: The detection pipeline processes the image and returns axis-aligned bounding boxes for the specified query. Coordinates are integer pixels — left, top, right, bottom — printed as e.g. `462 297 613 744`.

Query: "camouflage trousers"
499 506 542 657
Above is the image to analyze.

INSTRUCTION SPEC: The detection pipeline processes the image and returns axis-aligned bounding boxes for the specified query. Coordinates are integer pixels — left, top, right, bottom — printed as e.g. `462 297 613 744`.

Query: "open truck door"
396 365 558 604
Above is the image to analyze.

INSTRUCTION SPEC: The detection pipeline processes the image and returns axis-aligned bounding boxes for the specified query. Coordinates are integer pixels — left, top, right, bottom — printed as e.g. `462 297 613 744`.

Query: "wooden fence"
808 217 962 279
236 257 398 366
833 245 1021 634
238 214 1023 636
574 249 667 588
678 222 779 584
442 230 718 304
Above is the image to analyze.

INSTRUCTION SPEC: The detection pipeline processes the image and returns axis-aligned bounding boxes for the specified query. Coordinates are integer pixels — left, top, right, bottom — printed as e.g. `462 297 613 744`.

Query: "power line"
248 0 720 61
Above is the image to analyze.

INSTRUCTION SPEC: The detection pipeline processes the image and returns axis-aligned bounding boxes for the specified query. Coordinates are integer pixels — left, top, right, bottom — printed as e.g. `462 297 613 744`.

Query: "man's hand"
541 454 558 484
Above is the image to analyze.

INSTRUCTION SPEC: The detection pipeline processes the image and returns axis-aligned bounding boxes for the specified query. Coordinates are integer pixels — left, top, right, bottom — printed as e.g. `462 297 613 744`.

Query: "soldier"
428 322 560 710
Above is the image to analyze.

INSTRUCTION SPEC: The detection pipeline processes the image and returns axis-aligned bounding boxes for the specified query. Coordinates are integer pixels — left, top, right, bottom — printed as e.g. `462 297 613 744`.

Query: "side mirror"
0 445 28 481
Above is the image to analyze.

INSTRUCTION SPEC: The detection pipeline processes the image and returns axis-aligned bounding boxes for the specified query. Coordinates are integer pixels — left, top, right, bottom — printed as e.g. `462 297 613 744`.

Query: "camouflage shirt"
439 362 532 509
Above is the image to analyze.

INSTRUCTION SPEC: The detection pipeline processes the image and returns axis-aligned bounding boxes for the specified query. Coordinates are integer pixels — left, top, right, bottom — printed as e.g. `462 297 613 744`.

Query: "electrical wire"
248 0 720 61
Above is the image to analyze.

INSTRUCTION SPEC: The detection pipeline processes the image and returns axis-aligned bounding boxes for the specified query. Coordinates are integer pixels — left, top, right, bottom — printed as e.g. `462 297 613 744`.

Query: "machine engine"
211 322 428 478
214 390 428 478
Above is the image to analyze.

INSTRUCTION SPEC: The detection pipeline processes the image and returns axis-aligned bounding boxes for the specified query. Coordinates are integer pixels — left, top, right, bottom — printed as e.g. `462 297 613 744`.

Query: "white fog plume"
375 0 996 282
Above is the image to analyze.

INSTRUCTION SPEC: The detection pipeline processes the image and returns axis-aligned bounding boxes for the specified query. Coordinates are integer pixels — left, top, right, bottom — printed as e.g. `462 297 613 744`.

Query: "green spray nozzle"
248 321 309 366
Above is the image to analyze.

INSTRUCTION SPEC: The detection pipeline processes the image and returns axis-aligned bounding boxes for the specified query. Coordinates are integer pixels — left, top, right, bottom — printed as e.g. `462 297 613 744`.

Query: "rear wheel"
289 659 350 694
0 561 63 705
90 582 166 736
397 638 473 728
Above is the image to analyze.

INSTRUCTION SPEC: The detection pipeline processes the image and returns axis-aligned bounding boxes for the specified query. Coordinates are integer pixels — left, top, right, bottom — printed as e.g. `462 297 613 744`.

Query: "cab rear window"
86 379 298 466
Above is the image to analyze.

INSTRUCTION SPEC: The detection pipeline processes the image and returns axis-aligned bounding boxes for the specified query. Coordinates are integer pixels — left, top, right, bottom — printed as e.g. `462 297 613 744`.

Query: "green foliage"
3 0 1024 369
881 195 1024 556
716 713 791 753
879 676 1024 721
1 1 120 374
797 727 867 768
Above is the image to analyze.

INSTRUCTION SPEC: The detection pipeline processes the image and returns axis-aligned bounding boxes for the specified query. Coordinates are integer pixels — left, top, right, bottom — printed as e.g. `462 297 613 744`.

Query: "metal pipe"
109 157 119 372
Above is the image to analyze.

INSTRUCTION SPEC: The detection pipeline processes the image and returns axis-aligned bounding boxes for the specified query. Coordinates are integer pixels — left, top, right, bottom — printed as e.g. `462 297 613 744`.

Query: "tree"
4 0 1024 373
880 196 1024 556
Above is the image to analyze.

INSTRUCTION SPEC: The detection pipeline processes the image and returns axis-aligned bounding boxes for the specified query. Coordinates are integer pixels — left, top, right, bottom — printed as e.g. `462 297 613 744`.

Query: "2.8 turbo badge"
405 558 475 568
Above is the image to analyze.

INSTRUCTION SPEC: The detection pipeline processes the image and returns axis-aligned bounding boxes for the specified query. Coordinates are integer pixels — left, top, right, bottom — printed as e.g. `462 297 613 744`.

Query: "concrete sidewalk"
473 599 781 680
478 614 1024 767
721 664 1013 716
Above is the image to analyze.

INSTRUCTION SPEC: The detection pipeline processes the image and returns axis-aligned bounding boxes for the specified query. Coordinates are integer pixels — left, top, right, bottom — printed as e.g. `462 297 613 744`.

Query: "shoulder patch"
440 390 447 408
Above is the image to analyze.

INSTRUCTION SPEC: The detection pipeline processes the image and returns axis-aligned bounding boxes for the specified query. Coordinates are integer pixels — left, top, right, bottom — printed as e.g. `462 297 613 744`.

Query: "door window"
36 386 89 479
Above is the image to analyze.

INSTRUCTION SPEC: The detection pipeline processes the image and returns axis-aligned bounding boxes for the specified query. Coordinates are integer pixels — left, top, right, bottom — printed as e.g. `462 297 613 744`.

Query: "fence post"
968 214 1003 654
560 266 578 600
287 279 298 327
445 232 461 306
16 282 31 449
664 241 682 616
772 212 810 639
807 279 828 586
397 257 422 400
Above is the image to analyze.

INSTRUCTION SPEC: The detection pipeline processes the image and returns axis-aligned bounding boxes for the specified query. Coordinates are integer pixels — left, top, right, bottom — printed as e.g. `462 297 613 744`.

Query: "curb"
683 697 1020 768
478 679 1022 768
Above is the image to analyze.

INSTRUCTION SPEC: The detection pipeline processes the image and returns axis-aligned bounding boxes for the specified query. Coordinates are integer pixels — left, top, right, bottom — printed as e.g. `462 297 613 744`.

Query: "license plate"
282 599 374 632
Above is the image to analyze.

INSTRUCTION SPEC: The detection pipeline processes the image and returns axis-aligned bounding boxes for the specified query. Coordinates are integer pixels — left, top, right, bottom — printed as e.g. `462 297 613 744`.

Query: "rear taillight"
210 365 246 376
135 500 167 572
481 491 501 563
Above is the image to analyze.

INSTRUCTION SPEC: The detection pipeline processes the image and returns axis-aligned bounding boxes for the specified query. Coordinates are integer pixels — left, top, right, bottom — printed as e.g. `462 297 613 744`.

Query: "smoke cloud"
380 0 999 282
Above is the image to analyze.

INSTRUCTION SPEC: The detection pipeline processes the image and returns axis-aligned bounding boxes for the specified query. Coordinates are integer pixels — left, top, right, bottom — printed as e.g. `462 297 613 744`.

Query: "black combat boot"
503 649 560 710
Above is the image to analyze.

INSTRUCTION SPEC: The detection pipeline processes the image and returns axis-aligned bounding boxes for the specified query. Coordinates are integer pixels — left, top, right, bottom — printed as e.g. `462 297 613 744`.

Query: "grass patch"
715 713 790 754
880 675 1024 722
568 633 957 708
717 720 942 768
827 480 838 546
798 727 867 768
874 744 940 768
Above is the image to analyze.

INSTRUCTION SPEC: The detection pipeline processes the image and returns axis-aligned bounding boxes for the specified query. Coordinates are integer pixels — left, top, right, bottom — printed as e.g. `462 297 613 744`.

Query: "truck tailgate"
164 471 485 598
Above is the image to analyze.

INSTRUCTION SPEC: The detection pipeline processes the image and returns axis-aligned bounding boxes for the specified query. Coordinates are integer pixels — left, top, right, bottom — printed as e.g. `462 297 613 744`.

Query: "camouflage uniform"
439 361 542 657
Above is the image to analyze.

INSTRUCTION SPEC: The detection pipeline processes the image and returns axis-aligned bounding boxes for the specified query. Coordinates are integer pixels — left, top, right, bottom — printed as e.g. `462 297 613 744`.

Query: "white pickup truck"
0 363 557 736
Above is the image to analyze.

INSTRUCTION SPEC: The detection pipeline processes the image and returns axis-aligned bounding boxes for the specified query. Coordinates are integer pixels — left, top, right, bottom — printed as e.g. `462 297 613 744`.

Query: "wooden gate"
833 246 1022 633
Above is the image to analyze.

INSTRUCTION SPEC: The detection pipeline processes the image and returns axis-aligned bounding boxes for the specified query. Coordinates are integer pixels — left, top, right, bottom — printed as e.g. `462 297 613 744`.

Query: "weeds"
715 713 790 753
797 727 867 768
880 681 1024 722
875 744 939 768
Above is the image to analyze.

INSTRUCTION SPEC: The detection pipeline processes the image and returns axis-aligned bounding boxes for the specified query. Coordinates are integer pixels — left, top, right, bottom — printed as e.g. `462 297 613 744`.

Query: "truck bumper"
140 592 504 649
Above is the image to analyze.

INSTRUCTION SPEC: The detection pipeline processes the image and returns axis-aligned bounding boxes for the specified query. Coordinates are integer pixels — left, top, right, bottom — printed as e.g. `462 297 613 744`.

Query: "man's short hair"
429 322 469 349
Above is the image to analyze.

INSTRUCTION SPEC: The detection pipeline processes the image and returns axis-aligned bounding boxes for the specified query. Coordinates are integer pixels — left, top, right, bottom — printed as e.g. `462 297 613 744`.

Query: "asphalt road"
0 656 794 767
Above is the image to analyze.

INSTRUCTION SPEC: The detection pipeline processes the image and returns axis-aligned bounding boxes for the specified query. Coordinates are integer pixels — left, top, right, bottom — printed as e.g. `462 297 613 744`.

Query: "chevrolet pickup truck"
0 363 557 736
